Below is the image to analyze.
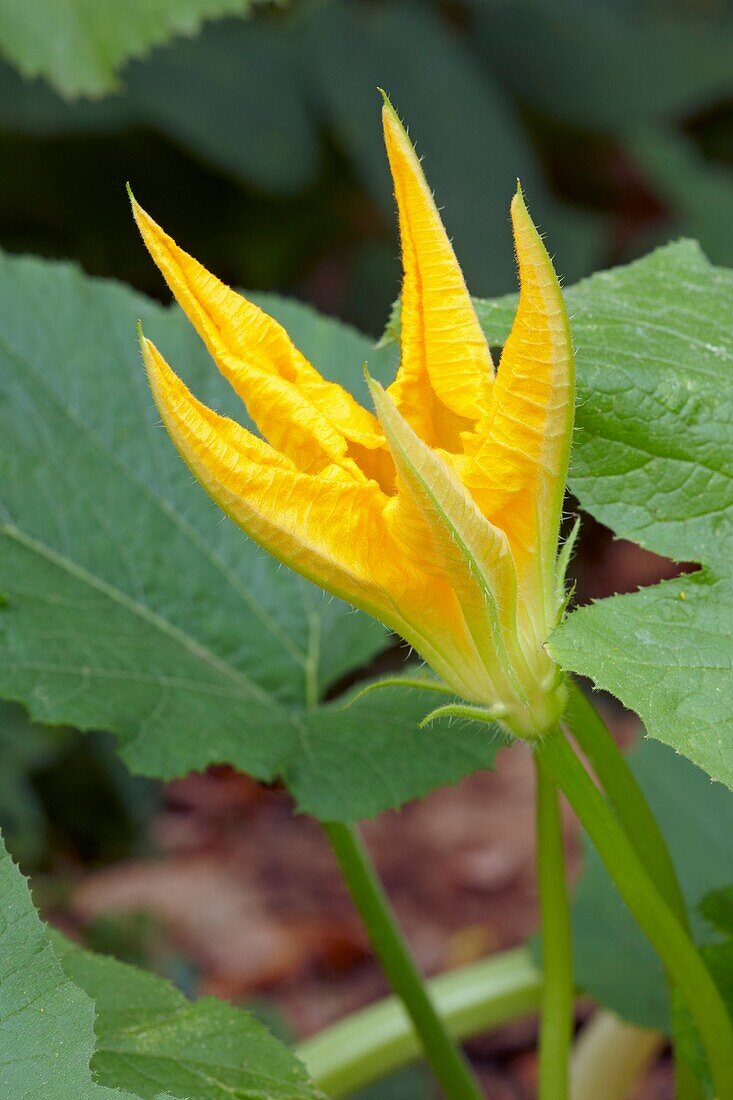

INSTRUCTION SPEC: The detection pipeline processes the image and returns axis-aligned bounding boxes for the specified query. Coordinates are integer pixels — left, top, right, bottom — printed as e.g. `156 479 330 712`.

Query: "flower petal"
142 332 505 704
368 374 531 703
140 331 403 610
381 97 494 449
468 186 574 629
131 192 391 485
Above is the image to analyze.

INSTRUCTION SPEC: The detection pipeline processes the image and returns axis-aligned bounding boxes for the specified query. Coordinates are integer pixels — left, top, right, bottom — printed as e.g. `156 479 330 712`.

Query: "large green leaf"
0 825 316 1099
475 240 733 786
52 932 322 1100
0 0 263 99
572 738 733 1031
552 574 733 788
0 251 501 821
0 831 152 1099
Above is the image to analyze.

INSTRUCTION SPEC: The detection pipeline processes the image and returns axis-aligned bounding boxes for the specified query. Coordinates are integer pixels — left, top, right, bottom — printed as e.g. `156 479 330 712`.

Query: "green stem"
564 682 687 925
323 821 486 1100
564 683 703 1100
298 947 541 1097
537 730 733 1100
534 753 573 1100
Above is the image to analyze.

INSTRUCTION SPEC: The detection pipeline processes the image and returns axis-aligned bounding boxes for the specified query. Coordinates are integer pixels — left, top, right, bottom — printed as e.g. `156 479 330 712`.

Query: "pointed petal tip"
380 95 410 146
137 324 160 377
363 364 385 404
127 184 141 215
128 190 160 240
511 180 530 220
509 184 551 262
138 338 187 423
380 92 406 138
128 187 150 234
138 332 156 374
138 331 167 386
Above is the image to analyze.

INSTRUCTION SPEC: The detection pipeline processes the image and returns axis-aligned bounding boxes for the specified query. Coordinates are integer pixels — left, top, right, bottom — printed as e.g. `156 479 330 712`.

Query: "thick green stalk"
537 730 733 1100
564 683 702 1099
564 682 686 922
534 753 573 1100
298 947 541 1097
323 821 486 1100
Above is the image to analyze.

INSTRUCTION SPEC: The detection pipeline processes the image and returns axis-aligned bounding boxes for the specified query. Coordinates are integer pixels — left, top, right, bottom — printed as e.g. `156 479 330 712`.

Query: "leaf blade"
0 250 498 820
0 0 265 98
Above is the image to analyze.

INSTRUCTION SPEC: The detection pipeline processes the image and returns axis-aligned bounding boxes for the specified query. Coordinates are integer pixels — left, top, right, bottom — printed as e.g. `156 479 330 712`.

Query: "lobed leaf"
0 831 144 1098
0 251 499 821
0 825 320 1099
52 932 322 1100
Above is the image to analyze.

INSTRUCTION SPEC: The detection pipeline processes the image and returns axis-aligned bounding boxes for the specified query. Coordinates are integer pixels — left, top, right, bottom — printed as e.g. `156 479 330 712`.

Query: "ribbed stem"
535 752 573 1099
564 683 703 1099
564 683 686 921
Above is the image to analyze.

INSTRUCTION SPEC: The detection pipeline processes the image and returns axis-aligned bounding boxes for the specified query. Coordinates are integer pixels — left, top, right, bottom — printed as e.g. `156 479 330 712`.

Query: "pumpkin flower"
130 98 574 740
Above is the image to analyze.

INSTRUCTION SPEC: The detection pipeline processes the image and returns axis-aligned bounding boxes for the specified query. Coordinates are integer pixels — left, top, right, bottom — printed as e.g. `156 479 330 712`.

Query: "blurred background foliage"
3 0 733 339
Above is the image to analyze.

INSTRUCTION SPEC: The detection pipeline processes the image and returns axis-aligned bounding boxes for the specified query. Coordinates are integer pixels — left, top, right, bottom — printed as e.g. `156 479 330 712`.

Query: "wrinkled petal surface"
132 102 574 738
382 98 494 451
132 195 394 489
141 334 500 703
369 375 534 703
465 186 574 629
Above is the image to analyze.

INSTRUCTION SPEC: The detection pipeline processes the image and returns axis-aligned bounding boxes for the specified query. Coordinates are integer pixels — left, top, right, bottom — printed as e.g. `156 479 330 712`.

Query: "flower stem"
298 946 541 1097
564 682 686 922
564 683 703 1099
537 729 733 1100
323 821 486 1100
534 752 573 1100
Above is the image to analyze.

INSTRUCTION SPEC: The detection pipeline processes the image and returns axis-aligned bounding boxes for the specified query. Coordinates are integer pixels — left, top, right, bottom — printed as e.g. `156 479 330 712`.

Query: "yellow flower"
131 98 574 740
